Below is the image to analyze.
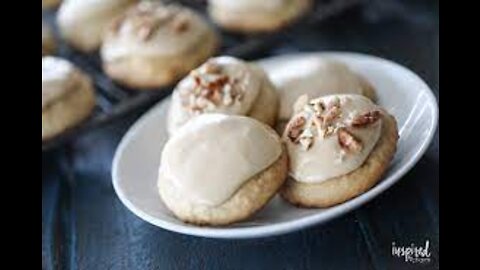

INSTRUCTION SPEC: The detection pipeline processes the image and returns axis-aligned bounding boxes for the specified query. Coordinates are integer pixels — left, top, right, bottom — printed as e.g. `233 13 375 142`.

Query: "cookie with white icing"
42 57 96 141
57 0 138 52
272 57 377 132
208 0 311 33
158 114 288 226
167 56 278 135
101 2 219 89
42 22 56 56
280 94 398 207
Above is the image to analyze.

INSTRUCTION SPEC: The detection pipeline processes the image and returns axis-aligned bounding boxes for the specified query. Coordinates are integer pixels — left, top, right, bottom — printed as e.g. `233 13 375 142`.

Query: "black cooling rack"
42 0 364 151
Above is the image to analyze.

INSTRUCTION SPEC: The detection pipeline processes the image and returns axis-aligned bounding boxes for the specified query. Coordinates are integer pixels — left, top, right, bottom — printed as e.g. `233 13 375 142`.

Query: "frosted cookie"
42 57 96 141
280 94 398 207
167 56 278 135
158 114 288 226
271 57 377 132
42 22 56 56
101 2 219 89
208 0 312 33
57 0 138 52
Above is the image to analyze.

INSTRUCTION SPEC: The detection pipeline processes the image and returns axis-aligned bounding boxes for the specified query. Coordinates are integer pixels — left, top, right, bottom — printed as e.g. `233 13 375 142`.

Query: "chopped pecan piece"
312 100 325 115
286 116 306 143
203 62 222 74
337 128 363 153
193 75 202 86
351 110 381 127
206 75 229 90
312 115 323 130
209 90 222 105
199 88 210 97
324 126 336 138
327 97 341 109
322 105 341 126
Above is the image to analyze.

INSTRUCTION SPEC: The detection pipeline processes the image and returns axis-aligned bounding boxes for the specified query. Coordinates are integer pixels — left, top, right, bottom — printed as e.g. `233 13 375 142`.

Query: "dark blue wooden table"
42 1 439 269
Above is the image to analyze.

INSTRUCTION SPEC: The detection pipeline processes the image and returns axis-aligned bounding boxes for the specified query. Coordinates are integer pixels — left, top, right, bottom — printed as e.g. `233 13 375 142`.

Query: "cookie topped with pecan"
167 56 279 135
102 2 216 61
283 94 383 183
177 58 258 114
110 2 193 41
270 57 377 123
100 1 219 89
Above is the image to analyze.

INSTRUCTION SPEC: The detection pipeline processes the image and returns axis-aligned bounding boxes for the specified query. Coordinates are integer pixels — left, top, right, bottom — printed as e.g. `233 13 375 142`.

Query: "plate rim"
112 51 439 239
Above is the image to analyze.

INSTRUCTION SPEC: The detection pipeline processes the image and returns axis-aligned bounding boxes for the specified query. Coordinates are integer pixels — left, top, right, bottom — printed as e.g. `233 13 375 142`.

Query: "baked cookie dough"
42 22 56 56
101 1 219 89
57 0 138 52
280 94 398 207
42 56 96 141
167 56 278 135
208 0 312 33
158 114 288 226
271 57 377 132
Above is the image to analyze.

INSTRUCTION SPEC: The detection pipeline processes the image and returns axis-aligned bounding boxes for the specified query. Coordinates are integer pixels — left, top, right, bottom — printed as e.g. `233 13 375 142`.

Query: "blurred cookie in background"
42 21 56 56
57 0 138 52
101 1 219 89
269 57 377 132
208 0 312 33
42 57 96 141
42 0 62 10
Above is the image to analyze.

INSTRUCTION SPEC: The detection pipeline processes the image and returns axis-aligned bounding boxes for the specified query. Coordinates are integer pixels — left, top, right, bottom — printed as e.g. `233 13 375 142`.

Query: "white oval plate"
112 52 438 239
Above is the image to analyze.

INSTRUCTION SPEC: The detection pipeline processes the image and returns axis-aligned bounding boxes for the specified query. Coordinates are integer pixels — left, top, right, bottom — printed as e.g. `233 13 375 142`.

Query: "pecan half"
351 110 381 127
286 116 306 143
337 128 363 153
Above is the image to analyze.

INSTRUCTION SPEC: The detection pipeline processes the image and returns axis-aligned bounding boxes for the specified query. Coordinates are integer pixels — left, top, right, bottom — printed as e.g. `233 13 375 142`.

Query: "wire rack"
42 0 364 151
